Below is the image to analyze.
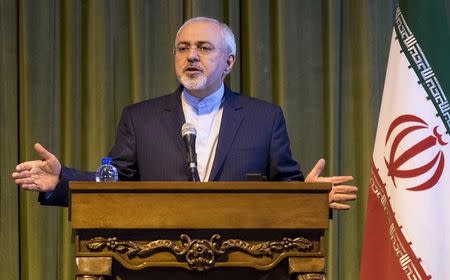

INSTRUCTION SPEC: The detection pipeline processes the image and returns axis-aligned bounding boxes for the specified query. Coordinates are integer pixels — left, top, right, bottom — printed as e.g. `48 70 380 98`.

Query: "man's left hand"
305 158 358 210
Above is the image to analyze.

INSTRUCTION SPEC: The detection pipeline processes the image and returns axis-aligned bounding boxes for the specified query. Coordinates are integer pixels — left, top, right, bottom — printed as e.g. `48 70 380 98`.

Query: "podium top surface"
69 181 331 229
69 181 331 193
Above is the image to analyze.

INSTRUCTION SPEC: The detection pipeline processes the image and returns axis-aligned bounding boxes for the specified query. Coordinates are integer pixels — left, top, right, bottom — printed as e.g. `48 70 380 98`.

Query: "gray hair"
175 17 236 56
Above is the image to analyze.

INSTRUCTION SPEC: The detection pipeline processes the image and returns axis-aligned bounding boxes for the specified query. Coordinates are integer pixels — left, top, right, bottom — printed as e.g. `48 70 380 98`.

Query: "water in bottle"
95 157 119 182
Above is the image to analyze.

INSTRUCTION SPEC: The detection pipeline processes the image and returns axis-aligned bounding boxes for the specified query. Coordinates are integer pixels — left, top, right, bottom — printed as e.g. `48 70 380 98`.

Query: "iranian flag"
360 1 450 279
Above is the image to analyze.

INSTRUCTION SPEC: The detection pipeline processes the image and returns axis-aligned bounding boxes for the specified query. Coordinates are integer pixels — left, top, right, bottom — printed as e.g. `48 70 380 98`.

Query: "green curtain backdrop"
0 0 395 279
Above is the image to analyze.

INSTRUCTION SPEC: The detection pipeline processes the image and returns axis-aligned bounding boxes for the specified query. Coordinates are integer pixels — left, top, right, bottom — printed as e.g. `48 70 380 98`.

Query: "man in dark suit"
12 17 357 209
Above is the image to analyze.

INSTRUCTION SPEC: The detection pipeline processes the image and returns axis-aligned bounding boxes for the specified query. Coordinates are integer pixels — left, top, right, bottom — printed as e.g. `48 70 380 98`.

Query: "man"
12 17 357 209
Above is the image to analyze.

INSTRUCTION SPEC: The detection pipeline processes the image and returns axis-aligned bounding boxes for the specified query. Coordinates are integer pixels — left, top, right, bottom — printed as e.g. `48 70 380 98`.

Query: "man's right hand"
12 143 61 192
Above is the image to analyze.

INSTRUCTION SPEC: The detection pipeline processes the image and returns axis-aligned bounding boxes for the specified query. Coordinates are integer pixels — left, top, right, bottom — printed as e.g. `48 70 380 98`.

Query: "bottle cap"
101 157 113 165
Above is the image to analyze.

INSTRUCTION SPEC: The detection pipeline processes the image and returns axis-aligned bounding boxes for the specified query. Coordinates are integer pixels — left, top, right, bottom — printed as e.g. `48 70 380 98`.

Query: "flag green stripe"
394 5 450 134
399 0 450 100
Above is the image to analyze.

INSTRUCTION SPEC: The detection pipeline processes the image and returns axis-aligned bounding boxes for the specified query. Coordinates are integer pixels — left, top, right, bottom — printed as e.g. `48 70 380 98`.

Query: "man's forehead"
175 21 222 44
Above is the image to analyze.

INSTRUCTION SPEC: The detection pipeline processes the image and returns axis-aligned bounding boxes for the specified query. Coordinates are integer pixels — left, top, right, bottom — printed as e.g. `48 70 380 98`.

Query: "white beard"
179 74 207 91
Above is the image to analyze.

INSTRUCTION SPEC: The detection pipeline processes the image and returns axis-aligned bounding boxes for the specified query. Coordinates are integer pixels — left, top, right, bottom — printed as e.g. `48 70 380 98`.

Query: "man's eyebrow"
176 41 189 46
175 41 213 46
195 41 213 45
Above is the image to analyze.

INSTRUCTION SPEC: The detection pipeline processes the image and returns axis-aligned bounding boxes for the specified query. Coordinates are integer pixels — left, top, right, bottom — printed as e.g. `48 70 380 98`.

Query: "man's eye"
199 46 213 53
177 46 188 52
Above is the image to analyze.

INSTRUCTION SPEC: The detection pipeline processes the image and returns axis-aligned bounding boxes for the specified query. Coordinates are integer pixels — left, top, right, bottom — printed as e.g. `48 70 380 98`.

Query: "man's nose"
186 48 200 61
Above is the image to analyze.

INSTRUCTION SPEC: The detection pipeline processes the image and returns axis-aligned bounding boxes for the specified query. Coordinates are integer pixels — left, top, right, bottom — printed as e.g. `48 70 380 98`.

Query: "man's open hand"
306 158 358 210
11 143 61 192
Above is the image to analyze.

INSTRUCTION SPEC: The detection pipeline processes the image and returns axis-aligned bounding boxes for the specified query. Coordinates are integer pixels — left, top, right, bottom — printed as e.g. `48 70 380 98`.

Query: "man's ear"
224 54 235 74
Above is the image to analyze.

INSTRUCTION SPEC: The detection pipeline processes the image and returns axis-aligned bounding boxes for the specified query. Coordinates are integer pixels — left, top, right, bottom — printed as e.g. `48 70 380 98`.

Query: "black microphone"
181 123 199 182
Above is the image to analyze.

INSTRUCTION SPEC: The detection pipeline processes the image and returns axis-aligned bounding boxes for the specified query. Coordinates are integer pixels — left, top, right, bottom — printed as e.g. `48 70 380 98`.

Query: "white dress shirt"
181 84 224 181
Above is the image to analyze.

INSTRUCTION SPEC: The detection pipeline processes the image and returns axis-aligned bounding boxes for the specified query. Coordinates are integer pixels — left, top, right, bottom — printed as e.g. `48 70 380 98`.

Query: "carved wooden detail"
85 234 313 271
297 273 326 280
71 181 331 278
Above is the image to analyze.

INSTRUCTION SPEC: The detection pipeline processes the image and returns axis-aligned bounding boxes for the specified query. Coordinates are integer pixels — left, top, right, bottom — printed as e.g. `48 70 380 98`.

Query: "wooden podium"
70 181 331 280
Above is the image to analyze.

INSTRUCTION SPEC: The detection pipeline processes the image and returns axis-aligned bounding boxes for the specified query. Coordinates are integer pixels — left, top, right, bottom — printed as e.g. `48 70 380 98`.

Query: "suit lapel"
209 89 243 181
162 87 186 156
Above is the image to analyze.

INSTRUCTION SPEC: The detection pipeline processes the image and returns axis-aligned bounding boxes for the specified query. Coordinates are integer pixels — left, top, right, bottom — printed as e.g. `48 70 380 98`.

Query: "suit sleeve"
38 166 95 207
38 106 141 207
269 107 305 181
108 105 140 181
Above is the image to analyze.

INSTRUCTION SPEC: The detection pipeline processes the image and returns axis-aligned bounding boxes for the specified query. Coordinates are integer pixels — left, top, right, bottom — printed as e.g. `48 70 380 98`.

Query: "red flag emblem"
384 114 447 191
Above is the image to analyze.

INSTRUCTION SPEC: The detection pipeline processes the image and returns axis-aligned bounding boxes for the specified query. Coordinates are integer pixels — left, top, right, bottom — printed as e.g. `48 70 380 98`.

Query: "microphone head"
181 123 197 137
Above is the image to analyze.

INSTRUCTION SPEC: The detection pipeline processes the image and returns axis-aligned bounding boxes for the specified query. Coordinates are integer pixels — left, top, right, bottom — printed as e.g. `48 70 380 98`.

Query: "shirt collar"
182 84 224 114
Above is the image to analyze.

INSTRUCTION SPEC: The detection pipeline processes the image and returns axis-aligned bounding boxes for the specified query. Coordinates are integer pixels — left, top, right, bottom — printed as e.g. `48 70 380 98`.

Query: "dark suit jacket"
39 87 304 206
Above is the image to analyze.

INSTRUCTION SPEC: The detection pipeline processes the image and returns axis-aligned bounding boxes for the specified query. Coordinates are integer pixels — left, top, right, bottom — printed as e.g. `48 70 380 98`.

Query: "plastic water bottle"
95 157 118 182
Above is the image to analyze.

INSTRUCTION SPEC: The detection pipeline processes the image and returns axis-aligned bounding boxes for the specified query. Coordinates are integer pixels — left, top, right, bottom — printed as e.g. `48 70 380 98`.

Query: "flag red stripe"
360 162 431 280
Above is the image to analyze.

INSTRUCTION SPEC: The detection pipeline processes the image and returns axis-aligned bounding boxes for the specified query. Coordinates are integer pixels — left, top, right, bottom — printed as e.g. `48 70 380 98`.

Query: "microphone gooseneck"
181 123 199 182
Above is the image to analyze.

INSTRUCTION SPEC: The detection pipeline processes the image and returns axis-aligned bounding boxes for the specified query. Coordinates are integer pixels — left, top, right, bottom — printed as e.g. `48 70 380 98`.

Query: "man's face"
175 21 235 98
